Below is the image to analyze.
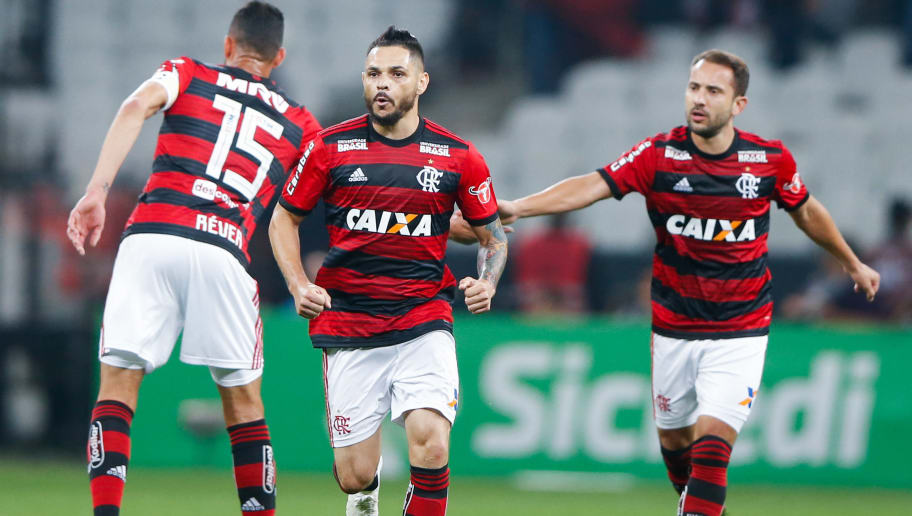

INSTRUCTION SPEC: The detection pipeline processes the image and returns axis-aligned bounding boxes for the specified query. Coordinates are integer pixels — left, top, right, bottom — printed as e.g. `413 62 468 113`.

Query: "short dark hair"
691 49 750 97
367 26 425 67
229 1 284 61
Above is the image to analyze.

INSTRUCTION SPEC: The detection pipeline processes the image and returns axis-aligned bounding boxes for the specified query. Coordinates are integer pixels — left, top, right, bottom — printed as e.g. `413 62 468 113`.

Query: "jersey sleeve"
456 144 499 226
772 145 810 211
597 137 657 200
279 137 330 216
147 56 196 111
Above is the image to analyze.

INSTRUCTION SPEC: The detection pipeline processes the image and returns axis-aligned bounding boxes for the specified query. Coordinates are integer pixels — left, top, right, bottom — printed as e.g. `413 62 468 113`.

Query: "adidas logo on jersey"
666 214 757 242
346 208 432 237
672 178 694 192
106 465 127 481
348 168 368 182
241 497 266 511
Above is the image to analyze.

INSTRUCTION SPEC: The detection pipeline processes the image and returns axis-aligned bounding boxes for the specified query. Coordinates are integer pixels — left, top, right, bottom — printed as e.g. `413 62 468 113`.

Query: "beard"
687 110 728 139
365 90 418 127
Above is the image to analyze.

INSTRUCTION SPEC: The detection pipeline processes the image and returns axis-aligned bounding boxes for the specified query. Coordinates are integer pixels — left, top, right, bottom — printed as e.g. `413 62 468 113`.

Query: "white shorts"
651 333 767 433
322 330 459 448
98 233 264 386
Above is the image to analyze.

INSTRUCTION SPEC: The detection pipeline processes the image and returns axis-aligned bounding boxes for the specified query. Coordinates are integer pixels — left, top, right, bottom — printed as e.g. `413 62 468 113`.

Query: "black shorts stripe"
651 170 776 198
121 223 249 268
651 277 772 322
310 320 453 349
325 287 455 317
322 248 445 282
139 188 243 224
655 243 769 280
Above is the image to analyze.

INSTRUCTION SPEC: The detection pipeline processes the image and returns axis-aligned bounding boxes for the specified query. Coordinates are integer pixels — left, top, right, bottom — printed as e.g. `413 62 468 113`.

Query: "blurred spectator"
780 244 870 321
903 0 912 67
514 213 592 313
866 198 912 321
763 0 858 69
522 0 645 93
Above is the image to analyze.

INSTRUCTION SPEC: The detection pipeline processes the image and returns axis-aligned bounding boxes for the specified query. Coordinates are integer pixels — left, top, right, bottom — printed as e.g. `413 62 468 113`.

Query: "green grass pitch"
5 459 911 515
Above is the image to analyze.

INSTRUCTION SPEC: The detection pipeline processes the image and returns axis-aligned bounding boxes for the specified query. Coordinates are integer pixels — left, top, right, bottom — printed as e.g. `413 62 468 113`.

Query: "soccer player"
65 3 321 515
493 50 880 516
269 27 508 516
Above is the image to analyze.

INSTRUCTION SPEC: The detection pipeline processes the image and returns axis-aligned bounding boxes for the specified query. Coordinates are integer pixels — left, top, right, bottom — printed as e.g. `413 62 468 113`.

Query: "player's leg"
402 409 451 516
678 335 767 516
213 370 276 516
88 364 144 516
322 346 396 516
89 234 186 516
651 334 701 495
390 331 459 516
179 239 279 515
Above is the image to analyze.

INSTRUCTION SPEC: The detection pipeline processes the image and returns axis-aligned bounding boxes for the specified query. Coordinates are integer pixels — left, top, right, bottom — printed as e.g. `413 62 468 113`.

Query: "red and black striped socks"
679 435 731 516
661 443 693 495
87 400 133 516
228 419 276 515
403 464 449 516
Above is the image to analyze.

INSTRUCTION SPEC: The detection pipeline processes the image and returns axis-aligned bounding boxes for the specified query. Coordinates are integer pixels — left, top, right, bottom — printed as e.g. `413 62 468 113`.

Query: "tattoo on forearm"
102 182 110 193
477 219 508 287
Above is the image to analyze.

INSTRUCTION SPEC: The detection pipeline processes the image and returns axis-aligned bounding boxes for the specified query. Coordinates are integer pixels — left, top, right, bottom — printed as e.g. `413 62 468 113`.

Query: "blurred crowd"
449 0 912 93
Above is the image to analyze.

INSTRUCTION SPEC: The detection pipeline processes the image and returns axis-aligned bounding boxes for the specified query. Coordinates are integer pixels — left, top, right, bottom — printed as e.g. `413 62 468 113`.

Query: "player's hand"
449 209 513 245
498 200 520 225
293 282 332 319
67 187 107 256
459 277 495 314
846 262 880 302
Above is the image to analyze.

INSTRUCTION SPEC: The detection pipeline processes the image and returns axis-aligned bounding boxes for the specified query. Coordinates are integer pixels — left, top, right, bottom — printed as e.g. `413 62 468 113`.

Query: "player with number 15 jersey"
66 4 320 514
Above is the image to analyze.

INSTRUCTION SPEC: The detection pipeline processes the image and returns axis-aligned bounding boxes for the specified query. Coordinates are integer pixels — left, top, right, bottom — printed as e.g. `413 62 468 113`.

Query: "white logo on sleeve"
468 177 493 204
735 172 761 199
672 177 693 192
783 172 802 194
416 166 442 192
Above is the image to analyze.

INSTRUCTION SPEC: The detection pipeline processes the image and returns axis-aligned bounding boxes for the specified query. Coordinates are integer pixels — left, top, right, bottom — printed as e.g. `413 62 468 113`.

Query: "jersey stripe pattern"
123 56 322 267
280 115 498 348
600 126 809 339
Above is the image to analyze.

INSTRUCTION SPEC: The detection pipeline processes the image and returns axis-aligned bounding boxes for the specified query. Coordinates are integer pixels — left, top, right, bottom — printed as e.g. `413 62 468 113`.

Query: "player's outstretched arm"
789 195 880 301
268 204 331 319
498 171 613 224
459 218 508 314
66 80 169 255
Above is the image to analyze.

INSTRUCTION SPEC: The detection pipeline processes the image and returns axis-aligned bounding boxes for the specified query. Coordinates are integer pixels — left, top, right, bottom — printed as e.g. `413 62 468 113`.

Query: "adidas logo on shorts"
349 168 368 182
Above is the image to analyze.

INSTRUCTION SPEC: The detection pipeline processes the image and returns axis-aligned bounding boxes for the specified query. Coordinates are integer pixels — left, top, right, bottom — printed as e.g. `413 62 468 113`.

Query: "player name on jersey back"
122 56 321 267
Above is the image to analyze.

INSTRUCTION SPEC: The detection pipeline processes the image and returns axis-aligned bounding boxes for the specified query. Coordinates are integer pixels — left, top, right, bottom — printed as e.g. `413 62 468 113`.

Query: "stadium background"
1 0 910 514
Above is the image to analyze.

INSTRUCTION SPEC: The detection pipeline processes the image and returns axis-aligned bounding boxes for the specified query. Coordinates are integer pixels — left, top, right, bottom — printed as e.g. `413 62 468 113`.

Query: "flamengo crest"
735 172 761 199
416 165 442 192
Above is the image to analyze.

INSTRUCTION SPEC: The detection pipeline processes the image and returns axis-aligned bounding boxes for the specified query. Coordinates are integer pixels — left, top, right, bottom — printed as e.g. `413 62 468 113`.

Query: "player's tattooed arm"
459 218 508 314
477 218 508 287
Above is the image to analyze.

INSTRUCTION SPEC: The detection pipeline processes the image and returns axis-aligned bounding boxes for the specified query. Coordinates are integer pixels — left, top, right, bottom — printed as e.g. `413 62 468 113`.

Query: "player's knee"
334 464 377 494
409 436 449 468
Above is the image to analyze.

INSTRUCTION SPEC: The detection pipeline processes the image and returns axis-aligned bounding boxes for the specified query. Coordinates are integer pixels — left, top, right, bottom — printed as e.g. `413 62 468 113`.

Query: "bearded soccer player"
66 3 321 514
269 27 507 516
493 50 879 516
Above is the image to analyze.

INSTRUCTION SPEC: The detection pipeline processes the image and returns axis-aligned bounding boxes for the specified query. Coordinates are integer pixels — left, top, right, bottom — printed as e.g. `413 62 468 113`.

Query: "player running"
66 3 321 514
492 50 879 516
269 27 508 516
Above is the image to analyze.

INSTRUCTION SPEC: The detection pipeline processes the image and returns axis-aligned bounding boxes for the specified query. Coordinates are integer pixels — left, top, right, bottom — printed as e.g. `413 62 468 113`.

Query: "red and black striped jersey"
599 126 809 339
280 115 499 348
122 56 322 267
